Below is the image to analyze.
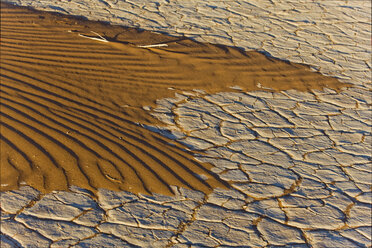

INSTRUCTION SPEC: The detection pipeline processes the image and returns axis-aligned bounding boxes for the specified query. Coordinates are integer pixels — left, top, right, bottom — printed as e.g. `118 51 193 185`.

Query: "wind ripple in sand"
0 3 347 195
0 4 230 195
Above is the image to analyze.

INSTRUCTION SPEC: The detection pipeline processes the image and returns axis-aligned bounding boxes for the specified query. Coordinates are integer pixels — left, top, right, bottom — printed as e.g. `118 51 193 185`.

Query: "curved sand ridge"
0 3 348 195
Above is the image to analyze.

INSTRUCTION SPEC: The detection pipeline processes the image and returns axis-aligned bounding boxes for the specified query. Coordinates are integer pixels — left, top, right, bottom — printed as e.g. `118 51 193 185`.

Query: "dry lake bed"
0 0 371 247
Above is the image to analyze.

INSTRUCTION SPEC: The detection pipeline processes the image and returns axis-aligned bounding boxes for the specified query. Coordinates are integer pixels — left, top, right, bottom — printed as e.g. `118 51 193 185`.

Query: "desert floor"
0 0 371 247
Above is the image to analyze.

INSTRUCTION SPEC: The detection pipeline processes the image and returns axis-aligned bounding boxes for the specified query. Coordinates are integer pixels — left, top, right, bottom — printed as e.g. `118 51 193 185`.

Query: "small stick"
90 31 106 40
78 30 168 48
137 44 168 48
78 31 108 42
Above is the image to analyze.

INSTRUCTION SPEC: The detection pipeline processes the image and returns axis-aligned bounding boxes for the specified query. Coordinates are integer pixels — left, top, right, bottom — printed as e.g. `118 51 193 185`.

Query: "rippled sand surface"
0 3 348 196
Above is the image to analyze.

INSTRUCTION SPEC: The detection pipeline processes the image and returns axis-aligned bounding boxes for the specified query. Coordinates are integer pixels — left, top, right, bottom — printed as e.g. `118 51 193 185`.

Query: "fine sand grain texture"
0 3 348 196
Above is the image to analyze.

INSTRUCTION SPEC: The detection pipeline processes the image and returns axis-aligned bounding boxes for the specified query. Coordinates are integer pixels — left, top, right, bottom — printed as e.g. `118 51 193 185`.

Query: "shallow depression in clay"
0 3 349 196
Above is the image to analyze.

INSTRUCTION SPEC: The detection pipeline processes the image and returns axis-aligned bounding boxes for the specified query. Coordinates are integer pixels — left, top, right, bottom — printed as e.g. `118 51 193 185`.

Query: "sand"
0 3 349 196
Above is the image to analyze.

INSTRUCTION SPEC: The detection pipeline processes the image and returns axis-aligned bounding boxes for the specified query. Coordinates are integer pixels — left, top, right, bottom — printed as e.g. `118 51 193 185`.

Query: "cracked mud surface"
143 87 371 247
1 0 371 247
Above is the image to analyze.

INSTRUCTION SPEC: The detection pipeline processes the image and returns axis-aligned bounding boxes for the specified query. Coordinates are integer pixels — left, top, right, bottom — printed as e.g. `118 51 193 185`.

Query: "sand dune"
0 3 348 195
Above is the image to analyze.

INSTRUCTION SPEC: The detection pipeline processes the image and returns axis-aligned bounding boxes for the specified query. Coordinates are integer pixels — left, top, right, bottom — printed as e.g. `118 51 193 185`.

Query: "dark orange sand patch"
0 3 349 195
